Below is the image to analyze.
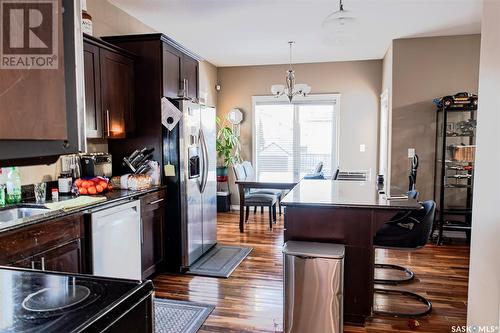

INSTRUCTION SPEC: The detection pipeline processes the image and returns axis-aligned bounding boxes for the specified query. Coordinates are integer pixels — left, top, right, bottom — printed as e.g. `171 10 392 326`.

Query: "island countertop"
281 179 421 210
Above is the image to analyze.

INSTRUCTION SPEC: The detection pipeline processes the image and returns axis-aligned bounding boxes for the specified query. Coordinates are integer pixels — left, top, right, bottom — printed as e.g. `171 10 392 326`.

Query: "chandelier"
271 41 311 102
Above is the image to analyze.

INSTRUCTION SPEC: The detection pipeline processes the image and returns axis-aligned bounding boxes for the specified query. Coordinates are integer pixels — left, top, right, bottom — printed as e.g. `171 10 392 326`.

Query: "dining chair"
241 161 284 215
373 200 436 318
232 162 279 229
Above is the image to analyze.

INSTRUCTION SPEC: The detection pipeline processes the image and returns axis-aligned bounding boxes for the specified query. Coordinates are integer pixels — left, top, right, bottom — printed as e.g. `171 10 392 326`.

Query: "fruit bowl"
73 177 113 196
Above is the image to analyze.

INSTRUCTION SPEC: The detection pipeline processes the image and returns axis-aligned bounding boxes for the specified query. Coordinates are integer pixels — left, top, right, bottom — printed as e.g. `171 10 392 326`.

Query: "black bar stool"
373 200 436 318
375 190 419 285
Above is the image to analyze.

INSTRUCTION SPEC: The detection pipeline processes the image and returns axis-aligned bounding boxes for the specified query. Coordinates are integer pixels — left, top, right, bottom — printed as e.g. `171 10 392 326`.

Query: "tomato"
81 181 91 188
107 184 113 191
74 179 83 187
96 185 104 193
98 181 108 189
79 187 88 195
87 186 97 195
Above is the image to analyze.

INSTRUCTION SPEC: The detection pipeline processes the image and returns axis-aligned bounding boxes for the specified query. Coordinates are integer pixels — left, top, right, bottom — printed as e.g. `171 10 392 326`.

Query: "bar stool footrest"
374 263 415 285
373 288 432 318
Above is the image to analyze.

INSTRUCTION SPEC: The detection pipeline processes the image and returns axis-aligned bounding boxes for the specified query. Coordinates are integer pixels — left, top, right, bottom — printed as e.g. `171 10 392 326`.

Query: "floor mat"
155 298 214 333
186 245 252 278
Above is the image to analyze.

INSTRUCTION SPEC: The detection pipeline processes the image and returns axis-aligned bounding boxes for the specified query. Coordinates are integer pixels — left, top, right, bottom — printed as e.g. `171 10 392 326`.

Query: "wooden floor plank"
153 211 469 332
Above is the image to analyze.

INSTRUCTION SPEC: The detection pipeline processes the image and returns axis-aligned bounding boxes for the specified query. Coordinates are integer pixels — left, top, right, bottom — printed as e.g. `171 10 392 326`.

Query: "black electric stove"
0 267 154 333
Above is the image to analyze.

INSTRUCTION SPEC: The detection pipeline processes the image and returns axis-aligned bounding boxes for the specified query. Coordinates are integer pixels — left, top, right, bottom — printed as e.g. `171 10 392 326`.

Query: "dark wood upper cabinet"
182 55 199 101
104 34 200 102
83 35 135 140
0 0 84 166
100 49 134 139
163 45 182 99
84 42 102 138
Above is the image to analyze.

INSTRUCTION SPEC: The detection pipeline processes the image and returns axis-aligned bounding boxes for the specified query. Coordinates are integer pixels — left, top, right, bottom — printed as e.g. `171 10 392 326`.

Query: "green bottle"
0 168 5 207
5 167 22 204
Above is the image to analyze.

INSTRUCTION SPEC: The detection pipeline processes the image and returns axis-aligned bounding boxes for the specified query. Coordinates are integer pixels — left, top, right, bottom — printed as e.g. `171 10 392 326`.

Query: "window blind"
253 97 338 182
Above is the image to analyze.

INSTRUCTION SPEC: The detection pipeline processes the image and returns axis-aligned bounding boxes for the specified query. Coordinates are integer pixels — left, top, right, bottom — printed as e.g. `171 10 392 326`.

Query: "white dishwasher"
91 200 142 280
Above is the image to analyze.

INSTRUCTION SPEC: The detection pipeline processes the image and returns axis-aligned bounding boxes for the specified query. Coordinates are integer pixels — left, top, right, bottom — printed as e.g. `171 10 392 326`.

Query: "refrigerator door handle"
199 128 209 193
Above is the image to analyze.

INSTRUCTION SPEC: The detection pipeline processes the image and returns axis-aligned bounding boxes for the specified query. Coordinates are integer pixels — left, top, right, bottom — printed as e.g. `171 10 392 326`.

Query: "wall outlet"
360 144 366 153
408 148 416 158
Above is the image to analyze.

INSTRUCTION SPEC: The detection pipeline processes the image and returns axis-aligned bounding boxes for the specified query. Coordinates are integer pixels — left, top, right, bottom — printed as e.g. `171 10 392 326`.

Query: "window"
252 95 339 181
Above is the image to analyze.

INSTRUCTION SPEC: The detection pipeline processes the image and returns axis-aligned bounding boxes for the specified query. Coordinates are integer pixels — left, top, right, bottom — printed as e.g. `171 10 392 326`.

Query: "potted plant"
216 117 241 177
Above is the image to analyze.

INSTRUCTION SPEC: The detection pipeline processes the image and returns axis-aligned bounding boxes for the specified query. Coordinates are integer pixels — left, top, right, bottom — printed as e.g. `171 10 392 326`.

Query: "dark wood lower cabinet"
0 214 85 274
36 239 82 273
141 190 167 279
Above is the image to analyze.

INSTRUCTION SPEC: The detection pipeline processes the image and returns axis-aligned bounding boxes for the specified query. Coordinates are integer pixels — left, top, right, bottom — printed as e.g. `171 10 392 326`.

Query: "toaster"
80 153 112 178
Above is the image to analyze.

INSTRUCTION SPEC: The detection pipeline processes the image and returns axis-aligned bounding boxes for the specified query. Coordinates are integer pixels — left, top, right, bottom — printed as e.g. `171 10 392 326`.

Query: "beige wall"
17 0 217 185
389 35 481 199
467 0 500 327
381 45 393 189
199 61 218 108
218 60 382 201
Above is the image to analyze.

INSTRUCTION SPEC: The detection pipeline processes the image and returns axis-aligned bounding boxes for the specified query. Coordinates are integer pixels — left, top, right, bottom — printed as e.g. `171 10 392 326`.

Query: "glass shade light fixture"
322 0 356 29
271 41 311 102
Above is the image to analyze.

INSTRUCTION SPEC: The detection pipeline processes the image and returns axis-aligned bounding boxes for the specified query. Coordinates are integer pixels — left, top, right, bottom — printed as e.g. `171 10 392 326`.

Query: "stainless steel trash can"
283 241 344 333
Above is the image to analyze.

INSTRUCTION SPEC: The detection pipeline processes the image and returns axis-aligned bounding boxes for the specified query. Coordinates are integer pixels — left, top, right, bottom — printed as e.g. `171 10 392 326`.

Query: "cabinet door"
84 42 103 138
182 55 199 101
163 44 182 99
36 239 82 274
12 255 37 270
141 191 166 279
100 49 134 139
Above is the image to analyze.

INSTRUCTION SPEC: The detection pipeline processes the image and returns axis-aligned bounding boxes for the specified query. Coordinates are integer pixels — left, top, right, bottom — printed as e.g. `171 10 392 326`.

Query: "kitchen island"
281 179 421 325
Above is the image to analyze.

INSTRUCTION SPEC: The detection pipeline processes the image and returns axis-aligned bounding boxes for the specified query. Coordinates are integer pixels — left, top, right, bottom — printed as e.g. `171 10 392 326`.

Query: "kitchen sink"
0 207 50 223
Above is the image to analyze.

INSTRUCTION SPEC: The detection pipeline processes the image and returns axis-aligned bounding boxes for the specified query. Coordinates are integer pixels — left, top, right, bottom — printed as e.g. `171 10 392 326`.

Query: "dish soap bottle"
5 167 22 204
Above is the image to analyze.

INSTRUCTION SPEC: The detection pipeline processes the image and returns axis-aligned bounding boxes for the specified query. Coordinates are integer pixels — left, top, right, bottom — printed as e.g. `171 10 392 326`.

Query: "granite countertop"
0 186 166 233
281 179 421 210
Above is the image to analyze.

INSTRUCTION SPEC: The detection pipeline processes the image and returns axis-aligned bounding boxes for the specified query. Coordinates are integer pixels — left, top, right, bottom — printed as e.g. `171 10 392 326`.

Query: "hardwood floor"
153 211 470 332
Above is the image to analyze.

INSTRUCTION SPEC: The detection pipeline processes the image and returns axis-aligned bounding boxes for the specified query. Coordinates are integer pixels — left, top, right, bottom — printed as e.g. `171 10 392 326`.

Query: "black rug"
187 245 252 278
154 298 214 333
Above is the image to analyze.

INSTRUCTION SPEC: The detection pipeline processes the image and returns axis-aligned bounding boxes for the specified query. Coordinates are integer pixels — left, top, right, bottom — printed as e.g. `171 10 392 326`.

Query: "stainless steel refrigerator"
164 100 217 271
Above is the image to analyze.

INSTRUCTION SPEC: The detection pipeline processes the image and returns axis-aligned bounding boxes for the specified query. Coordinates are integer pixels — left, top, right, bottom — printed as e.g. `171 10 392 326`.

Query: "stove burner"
22 285 91 312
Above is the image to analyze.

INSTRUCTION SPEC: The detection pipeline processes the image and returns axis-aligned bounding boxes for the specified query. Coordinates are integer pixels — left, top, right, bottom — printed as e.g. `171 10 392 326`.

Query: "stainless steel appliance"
81 153 112 178
283 241 344 333
90 200 142 280
164 100 217 270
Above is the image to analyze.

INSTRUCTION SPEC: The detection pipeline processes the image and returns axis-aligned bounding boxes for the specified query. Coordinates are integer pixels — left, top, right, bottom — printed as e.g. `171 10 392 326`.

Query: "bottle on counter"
81 0 93 35
51 188 59 202
5 167 22 204
0 168 6 207
58 172 73 194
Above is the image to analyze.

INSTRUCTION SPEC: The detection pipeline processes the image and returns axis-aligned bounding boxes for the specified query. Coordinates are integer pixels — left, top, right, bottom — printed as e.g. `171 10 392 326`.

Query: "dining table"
280 179 422 325
234 174 299 233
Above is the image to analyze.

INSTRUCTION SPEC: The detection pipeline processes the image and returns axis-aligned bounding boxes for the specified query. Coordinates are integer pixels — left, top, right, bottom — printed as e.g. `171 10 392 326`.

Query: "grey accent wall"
388 35 481 200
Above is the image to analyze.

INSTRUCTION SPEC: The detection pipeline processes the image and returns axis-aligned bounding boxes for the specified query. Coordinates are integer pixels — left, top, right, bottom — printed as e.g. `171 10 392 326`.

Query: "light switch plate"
359 144 366 152
408 148 416 158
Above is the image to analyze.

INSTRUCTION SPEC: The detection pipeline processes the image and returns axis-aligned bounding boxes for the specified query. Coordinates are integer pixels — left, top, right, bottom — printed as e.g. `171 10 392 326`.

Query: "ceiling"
109 0 482 67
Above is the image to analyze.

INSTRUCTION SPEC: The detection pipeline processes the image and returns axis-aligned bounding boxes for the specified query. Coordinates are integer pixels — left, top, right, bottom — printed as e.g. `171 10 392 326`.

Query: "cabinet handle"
106 109 110 137
147 198 164 205
31 261 35 269
140 218 144 244
41 257 45 271
186 79 189 98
